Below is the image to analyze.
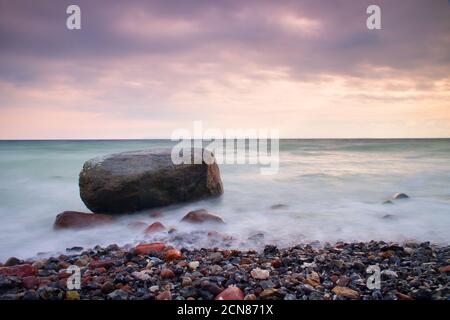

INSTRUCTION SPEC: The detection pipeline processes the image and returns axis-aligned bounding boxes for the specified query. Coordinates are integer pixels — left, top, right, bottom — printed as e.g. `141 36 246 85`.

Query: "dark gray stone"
79 148 223 214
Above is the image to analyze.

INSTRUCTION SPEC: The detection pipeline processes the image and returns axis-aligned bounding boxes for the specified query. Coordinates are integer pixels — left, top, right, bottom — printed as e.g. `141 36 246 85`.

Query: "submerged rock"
79 148 223 214
4 257 22 267
144 222 166 234
392 193 409 200
181 209 225 224
270 204 289 210
53 211 113 230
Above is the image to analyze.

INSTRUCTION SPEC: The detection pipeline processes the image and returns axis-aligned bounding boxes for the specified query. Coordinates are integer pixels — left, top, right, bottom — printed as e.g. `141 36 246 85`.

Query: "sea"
0 139 449 261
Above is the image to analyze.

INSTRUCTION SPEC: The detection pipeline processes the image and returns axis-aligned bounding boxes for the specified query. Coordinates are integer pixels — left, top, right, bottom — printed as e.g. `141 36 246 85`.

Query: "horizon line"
0 137 450 141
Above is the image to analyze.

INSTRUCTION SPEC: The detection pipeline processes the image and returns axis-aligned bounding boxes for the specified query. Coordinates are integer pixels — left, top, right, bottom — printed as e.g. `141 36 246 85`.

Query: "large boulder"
79 148 223 214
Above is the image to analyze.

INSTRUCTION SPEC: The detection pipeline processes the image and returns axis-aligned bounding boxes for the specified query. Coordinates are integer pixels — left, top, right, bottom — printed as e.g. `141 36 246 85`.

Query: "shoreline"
0 240 448 300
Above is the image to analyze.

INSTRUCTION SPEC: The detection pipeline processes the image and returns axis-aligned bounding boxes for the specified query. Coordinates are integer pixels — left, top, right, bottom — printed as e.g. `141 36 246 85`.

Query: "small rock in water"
392 192 409 200
181 209 225 224
248 233 265 242
79 149 223 213
53 211 113 230
4 257 22 267
127 221 148 229
270 204 289 210
144 222 166 234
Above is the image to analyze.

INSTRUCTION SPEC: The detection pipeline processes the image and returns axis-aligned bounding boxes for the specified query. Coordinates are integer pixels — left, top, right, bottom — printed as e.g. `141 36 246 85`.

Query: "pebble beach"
1 240 448 300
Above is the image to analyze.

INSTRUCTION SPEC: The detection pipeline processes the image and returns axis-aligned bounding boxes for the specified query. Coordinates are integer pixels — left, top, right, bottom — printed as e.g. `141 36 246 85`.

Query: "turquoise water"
0 139 449 261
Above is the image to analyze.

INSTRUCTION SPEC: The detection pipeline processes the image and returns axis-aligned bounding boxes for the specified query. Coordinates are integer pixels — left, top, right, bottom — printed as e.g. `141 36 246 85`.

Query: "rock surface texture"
79 148 223 214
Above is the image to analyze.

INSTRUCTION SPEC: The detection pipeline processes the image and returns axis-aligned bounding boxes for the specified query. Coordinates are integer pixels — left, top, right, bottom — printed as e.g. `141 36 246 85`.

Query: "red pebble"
160 268 175 279
135 243 166 255
439 265 450 273
89 259 115 269
144 222 166 234
165 249 182 261
156 291 172 300
271 258 282 268
215 286 245 300
22 276 40 289
0 264 35 277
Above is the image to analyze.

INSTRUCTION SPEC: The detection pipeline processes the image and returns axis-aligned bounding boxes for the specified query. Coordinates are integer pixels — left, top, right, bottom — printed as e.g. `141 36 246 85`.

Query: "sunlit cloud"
0 0 449 139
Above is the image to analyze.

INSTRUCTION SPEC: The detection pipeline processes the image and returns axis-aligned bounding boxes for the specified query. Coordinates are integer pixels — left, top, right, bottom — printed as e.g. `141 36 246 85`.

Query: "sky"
0 0 449 139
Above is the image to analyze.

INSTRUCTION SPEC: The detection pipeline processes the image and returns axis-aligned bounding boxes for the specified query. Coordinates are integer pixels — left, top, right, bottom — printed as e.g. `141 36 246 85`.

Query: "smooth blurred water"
0 139 449 261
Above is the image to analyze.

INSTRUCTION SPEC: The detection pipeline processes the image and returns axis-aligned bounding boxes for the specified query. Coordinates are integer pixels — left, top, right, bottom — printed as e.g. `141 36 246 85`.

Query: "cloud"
0 0 449 138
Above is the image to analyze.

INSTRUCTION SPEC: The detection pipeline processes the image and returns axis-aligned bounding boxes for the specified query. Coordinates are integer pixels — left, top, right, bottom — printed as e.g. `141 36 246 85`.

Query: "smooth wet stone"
144 222 166 234
135 243 166 255
165 249 182 261
392 193 409 200
54 211 113 230
79 148 223 213
181 209 225 224
4 257 22 267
